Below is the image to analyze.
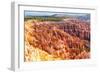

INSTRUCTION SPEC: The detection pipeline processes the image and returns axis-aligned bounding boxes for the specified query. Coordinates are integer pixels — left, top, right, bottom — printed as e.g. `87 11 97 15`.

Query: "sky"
24 11 90 17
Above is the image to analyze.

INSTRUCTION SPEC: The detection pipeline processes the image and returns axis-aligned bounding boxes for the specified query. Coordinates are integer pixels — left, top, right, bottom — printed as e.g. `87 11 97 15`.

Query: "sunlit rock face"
24 18 90 62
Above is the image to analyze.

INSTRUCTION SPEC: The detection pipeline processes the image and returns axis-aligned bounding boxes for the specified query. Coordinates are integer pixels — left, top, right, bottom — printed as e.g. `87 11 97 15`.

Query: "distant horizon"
24 11 90 22
24 11 90 17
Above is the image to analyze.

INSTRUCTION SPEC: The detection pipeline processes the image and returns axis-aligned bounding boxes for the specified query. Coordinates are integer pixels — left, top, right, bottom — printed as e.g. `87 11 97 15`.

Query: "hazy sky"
24 11 90 17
